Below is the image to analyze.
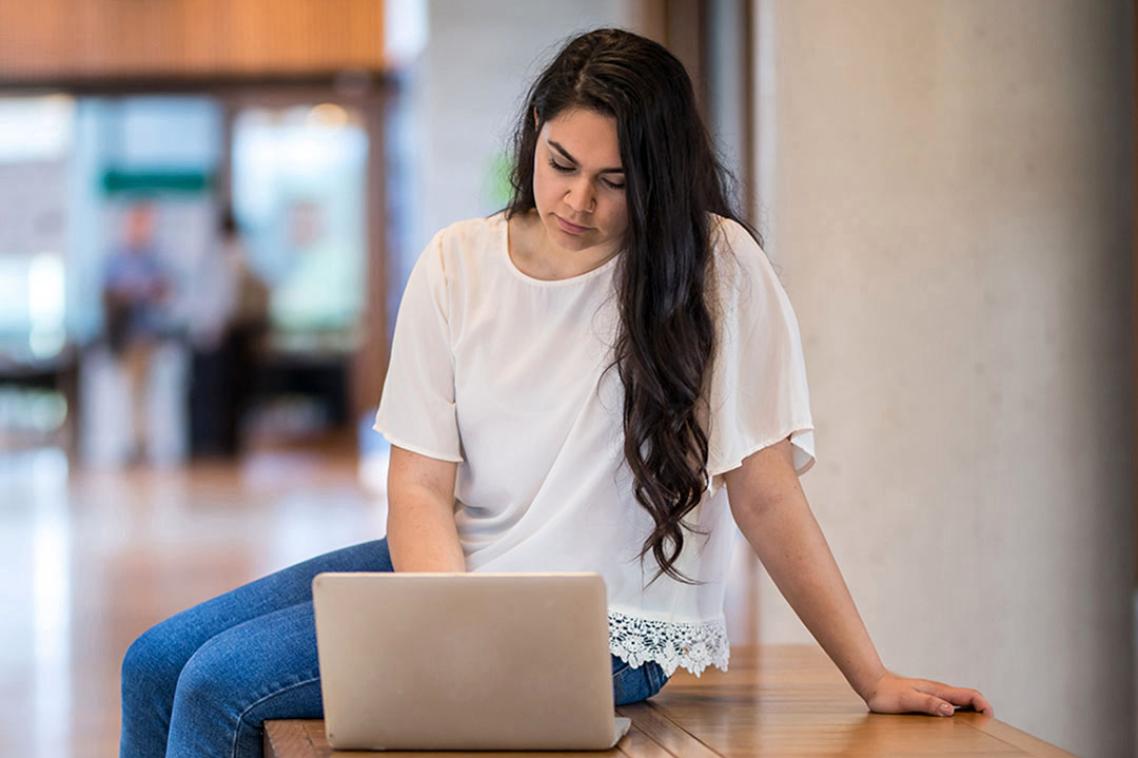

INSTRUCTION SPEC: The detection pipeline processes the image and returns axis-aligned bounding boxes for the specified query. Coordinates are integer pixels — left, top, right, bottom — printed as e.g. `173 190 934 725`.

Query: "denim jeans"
119 537 671 757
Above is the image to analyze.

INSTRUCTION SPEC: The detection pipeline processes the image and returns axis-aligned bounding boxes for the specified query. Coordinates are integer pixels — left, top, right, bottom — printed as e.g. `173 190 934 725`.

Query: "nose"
564 177 595 216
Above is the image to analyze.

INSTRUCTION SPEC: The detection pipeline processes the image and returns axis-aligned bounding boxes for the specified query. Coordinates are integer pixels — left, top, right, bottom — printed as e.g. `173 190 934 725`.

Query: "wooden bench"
264 644 1072 757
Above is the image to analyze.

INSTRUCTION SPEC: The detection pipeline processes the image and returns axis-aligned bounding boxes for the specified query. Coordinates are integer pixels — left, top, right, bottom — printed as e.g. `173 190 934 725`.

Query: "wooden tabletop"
264 644 1072 757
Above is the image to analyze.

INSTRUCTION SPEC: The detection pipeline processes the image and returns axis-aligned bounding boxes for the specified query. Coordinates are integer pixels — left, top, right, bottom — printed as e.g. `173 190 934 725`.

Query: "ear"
532 107 539 129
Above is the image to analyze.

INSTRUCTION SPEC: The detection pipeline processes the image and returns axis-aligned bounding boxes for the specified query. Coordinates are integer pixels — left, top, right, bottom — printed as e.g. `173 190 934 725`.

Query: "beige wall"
751 1 1134 755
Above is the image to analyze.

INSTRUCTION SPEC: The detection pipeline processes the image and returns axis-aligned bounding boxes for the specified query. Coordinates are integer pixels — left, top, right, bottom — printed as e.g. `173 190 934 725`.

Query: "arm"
724 438 994 717
386 445 466 572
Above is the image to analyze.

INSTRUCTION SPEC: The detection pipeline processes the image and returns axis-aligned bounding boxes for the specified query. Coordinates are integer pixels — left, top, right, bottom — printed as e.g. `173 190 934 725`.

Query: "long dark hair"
502 28 762 585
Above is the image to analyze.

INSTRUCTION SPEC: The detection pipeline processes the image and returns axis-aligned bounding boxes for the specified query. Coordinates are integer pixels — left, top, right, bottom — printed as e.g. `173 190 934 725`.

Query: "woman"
119 28 992 757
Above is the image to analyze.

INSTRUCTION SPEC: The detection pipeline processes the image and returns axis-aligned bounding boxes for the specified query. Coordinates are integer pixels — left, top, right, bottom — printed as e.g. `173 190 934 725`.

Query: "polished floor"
0 443 387 757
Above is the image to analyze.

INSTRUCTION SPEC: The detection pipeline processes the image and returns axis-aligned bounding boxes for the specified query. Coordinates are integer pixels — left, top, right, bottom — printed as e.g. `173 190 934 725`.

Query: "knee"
170 635 237 719
121 621 189 700
164 640 250 755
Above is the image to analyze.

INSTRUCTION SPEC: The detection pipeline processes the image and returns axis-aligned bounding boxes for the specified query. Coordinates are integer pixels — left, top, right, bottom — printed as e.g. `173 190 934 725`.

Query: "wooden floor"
0 443 383 758
263 645 1071 757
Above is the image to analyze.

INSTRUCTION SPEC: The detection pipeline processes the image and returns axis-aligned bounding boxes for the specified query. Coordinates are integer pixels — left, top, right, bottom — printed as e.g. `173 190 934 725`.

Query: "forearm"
735 494 886 699
386 492 467 572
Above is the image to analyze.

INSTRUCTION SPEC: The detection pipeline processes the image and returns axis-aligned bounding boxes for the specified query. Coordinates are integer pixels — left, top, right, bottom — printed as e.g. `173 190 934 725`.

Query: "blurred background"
0 1 1133 756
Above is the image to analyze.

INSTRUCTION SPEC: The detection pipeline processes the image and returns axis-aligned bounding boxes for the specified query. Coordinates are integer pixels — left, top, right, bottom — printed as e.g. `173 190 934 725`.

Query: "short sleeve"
705 219 815 485
373 231 464 462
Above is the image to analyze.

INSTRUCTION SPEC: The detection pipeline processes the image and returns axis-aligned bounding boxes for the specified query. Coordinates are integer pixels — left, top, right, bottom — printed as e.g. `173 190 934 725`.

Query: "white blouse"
374 211 815 676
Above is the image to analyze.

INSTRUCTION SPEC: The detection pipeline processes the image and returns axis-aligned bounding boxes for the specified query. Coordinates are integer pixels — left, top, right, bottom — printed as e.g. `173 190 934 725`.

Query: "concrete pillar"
754 2 1134 755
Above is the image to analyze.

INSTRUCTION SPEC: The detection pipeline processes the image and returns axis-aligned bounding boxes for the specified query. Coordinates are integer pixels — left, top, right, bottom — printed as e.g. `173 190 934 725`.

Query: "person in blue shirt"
101 200 172 465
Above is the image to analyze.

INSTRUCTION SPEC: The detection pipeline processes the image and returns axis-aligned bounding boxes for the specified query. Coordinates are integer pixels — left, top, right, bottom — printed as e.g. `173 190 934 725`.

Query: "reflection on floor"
0 445 385 758
0 442 758 758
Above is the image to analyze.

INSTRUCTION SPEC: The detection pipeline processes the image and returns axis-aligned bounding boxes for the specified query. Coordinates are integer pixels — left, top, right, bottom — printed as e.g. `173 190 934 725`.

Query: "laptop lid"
312 571 631 751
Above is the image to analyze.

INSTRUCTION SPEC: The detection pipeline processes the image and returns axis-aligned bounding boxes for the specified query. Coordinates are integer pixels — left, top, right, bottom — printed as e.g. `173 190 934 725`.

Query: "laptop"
311 571 632 751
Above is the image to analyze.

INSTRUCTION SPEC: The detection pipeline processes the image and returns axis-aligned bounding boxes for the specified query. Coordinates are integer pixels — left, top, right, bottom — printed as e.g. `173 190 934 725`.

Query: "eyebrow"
547 140 624 174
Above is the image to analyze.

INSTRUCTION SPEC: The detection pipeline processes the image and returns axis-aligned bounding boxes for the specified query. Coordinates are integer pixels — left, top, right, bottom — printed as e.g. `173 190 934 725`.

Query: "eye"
548 157 625 190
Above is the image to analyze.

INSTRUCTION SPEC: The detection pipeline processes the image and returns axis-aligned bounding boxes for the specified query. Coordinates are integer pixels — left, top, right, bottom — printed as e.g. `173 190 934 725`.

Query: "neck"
512 210 618 280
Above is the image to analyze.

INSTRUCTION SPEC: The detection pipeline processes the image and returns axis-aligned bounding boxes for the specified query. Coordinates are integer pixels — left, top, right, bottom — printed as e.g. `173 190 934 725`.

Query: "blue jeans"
119 538 670 757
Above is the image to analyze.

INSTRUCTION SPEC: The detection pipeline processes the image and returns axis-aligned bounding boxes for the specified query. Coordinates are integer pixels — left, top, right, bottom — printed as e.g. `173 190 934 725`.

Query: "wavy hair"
501 28 762 585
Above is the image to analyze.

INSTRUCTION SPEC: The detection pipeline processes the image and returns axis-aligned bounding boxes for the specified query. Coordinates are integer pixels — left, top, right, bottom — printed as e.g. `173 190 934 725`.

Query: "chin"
554 232 594 250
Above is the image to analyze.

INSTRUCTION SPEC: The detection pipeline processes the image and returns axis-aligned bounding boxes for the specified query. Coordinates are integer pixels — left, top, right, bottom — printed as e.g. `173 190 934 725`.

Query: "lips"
555 214 591 234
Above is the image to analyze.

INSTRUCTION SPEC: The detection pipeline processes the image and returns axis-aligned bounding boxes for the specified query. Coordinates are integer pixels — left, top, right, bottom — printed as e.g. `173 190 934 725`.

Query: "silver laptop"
311 571 632 751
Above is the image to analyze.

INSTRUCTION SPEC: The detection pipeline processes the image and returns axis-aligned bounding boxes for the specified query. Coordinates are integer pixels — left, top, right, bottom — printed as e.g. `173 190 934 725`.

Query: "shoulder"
408 213 506 310
431 213 505 255
701 210 792 320
418 213 505 277
706 212 779 300
707 213 763 264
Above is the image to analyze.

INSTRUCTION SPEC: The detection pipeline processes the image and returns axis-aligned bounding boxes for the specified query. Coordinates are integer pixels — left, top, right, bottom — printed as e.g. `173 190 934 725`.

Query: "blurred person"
119 29 993 757
221 209 270 453
101 200 172 466
188 207 268 458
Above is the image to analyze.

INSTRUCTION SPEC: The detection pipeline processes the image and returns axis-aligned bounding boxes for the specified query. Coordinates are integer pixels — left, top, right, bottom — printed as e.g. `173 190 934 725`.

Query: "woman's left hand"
862 672 995 718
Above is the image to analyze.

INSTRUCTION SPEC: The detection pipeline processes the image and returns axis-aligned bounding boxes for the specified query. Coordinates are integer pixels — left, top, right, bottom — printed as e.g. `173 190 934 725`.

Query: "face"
125 203 156 249
531 107 629 256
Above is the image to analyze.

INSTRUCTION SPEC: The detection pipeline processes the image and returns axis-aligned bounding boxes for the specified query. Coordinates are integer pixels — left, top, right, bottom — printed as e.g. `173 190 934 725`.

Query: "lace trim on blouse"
608 610 730 677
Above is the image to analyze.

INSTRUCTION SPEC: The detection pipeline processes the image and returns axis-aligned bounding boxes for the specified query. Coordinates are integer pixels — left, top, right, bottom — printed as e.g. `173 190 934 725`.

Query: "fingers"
898 683 954 717
965 691 995 717
915 693 957 717
916 681 996 717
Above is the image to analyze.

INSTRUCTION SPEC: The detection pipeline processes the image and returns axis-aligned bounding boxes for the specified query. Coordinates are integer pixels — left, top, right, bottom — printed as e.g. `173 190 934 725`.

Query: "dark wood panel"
0 0 387 83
